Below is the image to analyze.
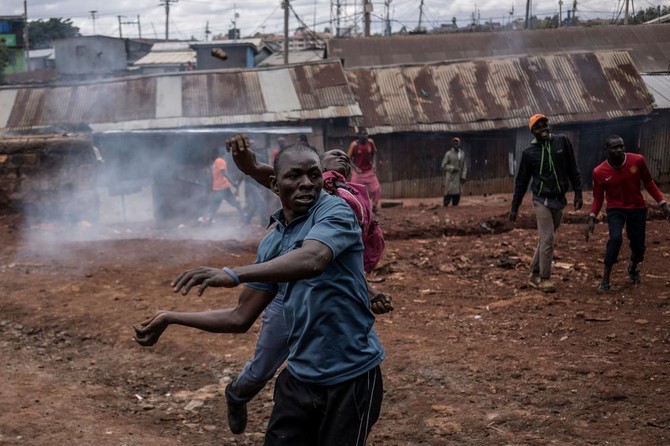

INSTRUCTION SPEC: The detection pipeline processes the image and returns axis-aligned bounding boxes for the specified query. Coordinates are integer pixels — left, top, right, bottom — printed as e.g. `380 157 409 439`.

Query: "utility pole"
417 0 424 32
624 0 630 24
89 10 98 35
558 0 563 27
118 16 123 38
335 0 342 37
205 21 211 41
384 0 392 36
231 4 240 40
571 0 577 26
363 0 372 37
283 0 289 65
23 0 29 72
137 15 142 39
119 16 141 39
525 0 531 29
160 0 178 41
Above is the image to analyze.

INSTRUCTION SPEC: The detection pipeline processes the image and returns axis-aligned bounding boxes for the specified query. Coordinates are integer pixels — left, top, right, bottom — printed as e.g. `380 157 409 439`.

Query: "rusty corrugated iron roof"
0 59 361 131
346 51 654 134
642 74 670 109
329 24 670 73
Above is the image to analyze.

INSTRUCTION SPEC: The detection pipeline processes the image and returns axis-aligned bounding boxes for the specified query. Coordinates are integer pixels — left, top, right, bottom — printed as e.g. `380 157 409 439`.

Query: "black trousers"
443 194 461 206
265 366 383 446
604 208 647 266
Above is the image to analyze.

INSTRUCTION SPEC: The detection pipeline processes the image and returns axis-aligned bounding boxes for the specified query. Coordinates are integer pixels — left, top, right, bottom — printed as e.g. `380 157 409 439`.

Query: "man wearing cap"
510 114 583 293
441 137 467 206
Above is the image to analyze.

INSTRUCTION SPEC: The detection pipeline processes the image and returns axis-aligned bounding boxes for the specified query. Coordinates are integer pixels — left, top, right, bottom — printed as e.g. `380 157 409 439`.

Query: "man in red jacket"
585 134 670 292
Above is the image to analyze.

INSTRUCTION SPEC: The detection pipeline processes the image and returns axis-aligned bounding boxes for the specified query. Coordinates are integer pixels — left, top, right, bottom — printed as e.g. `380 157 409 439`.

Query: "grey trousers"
530 201 563 279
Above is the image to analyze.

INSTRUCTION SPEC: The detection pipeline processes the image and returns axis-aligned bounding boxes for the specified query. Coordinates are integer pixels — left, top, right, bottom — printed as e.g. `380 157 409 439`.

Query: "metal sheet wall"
640 110 670 185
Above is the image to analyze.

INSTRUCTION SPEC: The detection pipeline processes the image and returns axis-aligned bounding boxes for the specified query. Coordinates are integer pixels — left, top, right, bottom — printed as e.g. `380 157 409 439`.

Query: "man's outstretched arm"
226 134 273 188
134 286 274 346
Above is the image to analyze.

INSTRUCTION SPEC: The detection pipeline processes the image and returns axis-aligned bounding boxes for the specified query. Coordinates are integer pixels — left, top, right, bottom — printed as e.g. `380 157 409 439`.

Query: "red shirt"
590 153 665 215
347 139 377 172
212 158 231 191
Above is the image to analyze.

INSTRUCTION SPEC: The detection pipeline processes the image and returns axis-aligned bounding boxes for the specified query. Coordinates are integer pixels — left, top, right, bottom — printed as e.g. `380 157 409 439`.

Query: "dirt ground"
2 192 670 446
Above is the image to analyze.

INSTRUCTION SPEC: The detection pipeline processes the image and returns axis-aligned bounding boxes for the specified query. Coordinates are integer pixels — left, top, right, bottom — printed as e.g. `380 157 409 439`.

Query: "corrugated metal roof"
329 24 670 73
190 39 265 51
134 50 195 66
259 50 324 67
642 74 670 109
151 42 194 52
0 60 361 131
346 51 654 134
29 49 54 59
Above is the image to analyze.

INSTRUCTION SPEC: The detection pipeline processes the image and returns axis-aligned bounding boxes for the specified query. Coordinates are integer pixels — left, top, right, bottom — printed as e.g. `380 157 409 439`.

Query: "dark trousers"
265 366 383 446
209 188 241 217
443 194 461 206
604 208 647 266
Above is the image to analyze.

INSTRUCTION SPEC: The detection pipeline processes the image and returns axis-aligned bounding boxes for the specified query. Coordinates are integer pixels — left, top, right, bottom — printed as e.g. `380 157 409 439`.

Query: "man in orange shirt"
207 148 243 223
347 128 381 213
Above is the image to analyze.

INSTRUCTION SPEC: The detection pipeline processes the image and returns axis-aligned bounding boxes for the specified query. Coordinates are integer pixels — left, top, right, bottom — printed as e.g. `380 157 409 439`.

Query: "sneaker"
538 279 556 293
627 264 641 284
528 274 542 288
597 282 611 293
225 384 247 435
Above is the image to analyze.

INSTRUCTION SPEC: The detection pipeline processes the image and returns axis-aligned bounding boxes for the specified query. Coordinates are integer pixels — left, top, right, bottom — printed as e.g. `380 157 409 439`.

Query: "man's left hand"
574 197 583 211
172 267 238 296
661 203 670 220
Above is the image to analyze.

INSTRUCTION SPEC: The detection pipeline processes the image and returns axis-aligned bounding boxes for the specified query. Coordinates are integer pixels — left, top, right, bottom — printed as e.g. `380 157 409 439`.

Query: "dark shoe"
597 282 611 293
225 385 247 434
628 264 641 284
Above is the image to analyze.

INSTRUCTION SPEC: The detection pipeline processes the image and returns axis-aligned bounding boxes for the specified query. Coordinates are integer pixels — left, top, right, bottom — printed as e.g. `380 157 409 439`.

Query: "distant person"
441 137 467 206
135 143 385 445
585 134 670 292
204 147 243 223
509 114 583 293
269 137 287 165
222 134 392 435
348 128 381 213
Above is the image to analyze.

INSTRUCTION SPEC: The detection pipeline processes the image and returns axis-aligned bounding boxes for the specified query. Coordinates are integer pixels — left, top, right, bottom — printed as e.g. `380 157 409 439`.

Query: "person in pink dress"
347 128 381 213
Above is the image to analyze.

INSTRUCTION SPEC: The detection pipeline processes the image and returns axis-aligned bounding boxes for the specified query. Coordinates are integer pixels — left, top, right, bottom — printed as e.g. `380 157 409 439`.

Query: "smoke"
12 131 278 261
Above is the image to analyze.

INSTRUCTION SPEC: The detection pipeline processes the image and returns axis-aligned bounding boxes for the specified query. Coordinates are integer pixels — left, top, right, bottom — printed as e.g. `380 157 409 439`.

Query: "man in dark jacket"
509 114 583 292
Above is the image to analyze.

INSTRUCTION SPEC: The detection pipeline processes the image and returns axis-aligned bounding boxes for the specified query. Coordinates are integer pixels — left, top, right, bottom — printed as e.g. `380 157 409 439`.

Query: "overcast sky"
6 0 670 41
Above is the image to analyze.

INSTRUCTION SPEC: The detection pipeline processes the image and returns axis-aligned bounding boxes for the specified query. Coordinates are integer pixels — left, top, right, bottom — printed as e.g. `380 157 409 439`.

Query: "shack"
339 51 654 198
0 60 361 221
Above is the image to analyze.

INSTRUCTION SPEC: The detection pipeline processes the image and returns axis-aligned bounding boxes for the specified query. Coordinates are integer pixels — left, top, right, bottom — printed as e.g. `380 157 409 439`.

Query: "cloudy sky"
6 0 669 41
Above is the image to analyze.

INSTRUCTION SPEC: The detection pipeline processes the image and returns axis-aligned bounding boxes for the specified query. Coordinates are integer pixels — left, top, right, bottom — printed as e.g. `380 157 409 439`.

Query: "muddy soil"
1 193 670 446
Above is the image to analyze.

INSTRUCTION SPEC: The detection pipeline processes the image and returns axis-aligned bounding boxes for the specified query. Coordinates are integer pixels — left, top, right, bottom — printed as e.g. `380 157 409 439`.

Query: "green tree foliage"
633 5 670 24
28 18 80 49
0 42 9 83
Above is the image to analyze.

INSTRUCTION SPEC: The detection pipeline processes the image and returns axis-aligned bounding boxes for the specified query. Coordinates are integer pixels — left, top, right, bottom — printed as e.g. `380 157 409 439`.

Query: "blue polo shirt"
246 191 385 385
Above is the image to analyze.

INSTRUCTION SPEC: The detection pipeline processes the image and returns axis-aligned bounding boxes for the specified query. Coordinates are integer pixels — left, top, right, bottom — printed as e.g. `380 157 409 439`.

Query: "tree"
28 18 80 49
634 6 670 24
0 42 9 83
